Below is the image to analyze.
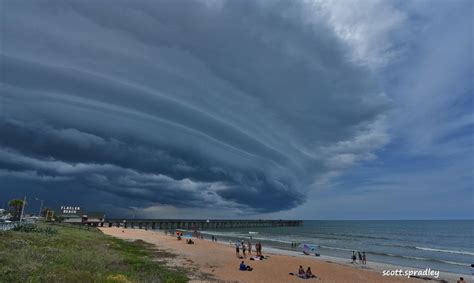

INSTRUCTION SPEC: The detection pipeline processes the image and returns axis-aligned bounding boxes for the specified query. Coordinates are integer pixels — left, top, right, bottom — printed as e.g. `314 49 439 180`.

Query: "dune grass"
0 223 188 283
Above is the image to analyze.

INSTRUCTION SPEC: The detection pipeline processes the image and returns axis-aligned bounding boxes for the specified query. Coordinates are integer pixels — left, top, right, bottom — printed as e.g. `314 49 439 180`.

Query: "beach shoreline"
246 245 463 282
99 227 463 283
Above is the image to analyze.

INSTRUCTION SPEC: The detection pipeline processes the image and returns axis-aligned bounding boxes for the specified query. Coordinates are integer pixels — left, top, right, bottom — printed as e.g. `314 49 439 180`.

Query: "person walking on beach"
362 252 366 264
242 241 247 258
248 241 252 255
351 251 356 263
358 251 363 264
257 242 262 256
235 242 240 258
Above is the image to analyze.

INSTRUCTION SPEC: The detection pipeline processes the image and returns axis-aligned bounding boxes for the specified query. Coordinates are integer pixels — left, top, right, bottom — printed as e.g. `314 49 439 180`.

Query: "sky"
0 0 472 219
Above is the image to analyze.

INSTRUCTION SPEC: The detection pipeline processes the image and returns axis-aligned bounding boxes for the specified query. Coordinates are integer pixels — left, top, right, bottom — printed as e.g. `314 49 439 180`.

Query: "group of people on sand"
235 240 263 258
351 251 367 264
174 231 198 244
289 265 316 279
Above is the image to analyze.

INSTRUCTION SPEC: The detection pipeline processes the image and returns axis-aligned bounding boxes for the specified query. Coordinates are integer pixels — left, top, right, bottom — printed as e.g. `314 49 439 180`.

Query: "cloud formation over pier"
1 0 471 218
1 1 390 214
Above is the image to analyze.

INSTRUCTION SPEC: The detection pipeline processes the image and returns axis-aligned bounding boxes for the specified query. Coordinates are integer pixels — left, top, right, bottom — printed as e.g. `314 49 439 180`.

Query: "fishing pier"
101 219 303 230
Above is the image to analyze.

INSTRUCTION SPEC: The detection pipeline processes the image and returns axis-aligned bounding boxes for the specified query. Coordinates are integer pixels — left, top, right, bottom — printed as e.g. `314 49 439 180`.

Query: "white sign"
60 206 81 214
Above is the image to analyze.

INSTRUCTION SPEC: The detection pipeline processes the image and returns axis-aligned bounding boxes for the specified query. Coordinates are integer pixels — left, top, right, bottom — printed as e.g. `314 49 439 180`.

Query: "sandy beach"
99 227 441 283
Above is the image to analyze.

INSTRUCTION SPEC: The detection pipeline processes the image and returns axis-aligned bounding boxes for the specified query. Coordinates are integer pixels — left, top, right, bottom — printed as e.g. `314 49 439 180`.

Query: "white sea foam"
415 247 474 256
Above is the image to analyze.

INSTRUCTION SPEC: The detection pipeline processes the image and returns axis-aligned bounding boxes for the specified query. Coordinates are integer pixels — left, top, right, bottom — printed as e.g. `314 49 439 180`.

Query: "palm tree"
8 199 25 220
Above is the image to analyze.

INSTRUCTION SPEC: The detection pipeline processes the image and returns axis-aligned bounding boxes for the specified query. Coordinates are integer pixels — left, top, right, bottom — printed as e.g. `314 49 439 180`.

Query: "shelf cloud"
1 0 390 215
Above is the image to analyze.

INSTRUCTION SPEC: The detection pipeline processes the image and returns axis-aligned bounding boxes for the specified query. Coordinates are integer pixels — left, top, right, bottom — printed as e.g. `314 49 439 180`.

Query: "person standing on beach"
358 252 363 263
248 241 252 254
242 241 247 258
362 252 366 264
351 251 356 263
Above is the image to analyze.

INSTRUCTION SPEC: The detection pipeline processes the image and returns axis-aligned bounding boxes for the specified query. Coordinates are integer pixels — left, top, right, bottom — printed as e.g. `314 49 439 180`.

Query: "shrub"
12 223 40 233
12 223 58 235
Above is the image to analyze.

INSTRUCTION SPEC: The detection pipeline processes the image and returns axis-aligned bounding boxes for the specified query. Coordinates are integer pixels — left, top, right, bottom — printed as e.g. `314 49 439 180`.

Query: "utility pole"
19 196 26 222
35 198 44 217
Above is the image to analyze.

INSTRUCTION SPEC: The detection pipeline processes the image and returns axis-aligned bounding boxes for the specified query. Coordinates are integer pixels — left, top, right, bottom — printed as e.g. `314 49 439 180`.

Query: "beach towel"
288 273 317 280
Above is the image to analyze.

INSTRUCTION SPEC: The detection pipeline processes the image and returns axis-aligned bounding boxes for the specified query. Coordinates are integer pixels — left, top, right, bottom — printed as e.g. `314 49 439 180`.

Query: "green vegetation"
0 223 188 283
12 223 58 235
8 198 25 220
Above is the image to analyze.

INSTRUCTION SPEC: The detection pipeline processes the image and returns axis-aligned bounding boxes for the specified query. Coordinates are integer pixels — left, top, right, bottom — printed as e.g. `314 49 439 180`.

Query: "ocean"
200 220 473 275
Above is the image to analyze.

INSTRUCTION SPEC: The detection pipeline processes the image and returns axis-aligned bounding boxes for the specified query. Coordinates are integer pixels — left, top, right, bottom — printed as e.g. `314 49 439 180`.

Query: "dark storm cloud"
0 0 389 214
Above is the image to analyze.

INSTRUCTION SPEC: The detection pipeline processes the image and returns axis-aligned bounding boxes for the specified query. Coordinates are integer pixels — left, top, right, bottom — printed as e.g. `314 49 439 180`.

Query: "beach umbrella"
300 243 317 255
